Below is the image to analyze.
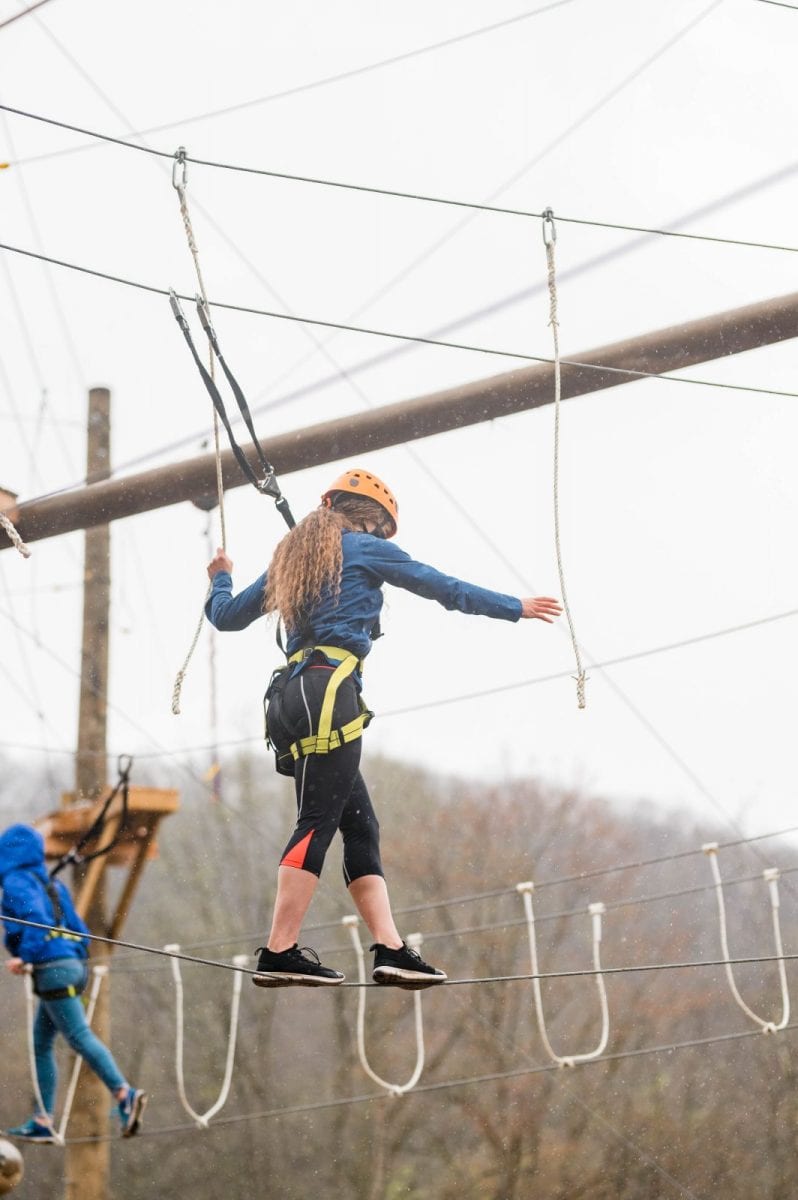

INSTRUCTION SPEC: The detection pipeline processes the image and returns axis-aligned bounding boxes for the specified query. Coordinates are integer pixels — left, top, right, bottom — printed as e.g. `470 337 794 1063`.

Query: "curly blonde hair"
264 496 386 633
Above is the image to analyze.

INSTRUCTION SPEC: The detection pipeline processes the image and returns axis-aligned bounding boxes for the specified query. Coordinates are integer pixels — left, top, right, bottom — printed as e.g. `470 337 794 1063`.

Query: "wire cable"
0 0 57 31
8 1 579 170
3 604 796 761
60 1022 798 1144
6 913 798 987
1 240 796 405
4 99 797 258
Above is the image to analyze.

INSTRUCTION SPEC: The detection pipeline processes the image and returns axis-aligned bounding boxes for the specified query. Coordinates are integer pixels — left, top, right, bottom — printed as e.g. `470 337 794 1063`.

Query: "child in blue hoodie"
0 824 146 1142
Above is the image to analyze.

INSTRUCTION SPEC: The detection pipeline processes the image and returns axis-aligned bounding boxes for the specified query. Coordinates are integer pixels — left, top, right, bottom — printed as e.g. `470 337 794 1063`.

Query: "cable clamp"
763 867 780 883
172 145 188 191
542 206 557 247
701 842 719 856
232 955 250 969
341 915 359 928
516 881 535 895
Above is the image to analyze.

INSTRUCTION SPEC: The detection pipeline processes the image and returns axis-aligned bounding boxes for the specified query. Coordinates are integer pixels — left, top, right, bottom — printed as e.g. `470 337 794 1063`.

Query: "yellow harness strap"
286 646 371 761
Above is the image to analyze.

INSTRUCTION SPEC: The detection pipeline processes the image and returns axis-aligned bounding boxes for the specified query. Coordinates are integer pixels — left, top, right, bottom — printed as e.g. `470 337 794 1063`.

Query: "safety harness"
31 879 88 1000
266 646 374 774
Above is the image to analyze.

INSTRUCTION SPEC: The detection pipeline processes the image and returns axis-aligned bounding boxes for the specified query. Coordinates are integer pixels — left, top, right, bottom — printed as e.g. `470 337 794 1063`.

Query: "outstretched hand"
207 547 233 580
5 958 26 975
520 596 563 623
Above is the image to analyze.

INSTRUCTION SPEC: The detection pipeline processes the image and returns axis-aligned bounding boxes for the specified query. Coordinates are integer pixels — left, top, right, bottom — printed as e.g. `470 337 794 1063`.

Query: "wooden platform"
36 786 180 935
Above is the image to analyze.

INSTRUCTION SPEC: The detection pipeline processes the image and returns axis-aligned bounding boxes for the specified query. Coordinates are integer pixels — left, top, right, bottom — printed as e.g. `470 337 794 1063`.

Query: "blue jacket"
0 825 90 964
205 530 522 659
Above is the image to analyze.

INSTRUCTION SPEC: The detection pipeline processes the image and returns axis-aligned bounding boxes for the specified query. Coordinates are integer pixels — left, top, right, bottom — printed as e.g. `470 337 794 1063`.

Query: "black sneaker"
252 944 345 988
371 941 447 990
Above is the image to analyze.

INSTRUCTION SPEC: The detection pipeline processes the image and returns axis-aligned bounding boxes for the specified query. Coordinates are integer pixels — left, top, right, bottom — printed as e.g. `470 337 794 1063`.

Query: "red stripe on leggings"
281 829 315 870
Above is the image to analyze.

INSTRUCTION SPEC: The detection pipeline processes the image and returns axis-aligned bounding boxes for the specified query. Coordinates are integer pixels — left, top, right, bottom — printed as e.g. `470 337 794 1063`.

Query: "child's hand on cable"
519 597 563 623
207 547 233 579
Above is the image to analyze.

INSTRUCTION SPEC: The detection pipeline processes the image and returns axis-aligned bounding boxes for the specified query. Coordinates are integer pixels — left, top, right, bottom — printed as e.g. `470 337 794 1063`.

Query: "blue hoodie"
0 825 89 964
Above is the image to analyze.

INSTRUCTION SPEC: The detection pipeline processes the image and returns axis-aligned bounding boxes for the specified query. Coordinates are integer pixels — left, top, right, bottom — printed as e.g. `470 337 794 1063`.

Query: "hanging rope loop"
164 943 247 1128
342 917 426 1096
702 844 790 1032
517 880 610 1065
542 207 587 709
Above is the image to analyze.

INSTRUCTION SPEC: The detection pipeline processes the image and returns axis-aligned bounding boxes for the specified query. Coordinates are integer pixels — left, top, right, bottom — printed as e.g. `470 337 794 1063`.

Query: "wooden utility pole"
66 386 112 1200
2 289 798 550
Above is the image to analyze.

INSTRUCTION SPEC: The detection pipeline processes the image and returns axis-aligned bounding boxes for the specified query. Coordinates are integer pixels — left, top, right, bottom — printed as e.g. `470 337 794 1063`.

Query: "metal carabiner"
542 206 557 247
172 146 188 191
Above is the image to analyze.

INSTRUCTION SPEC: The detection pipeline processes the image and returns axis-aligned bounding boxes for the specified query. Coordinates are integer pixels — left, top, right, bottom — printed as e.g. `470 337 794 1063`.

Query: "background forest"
1 751 797 1200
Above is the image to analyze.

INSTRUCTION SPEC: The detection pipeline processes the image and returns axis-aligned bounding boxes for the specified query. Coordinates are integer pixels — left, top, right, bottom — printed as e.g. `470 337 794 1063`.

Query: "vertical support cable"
517 882 609 1066
702 843 790 1032
543 207 586 709
342 917 426 1096
164 944 248 1127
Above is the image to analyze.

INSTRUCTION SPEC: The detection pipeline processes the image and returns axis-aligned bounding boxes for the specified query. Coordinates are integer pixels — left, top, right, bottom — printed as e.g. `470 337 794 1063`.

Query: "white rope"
23 963 109 1146
56 964 107 1142
517 882 610 1066
170 146 226 716
702 843 790 1033
543 208 586 709
164 943 248 1128
0 511 31 559
342 917 426 1097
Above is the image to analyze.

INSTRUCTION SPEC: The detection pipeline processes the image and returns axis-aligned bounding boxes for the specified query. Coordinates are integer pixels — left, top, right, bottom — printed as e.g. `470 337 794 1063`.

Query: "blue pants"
32 959 126 1115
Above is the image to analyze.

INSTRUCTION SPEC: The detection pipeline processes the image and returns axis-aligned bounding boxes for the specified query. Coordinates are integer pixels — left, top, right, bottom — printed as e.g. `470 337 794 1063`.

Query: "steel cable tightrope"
342 918 426 1096
4 101 798 257
2 240 798 405
703 843 790 1032
4 914 798 987
164 942 249 1127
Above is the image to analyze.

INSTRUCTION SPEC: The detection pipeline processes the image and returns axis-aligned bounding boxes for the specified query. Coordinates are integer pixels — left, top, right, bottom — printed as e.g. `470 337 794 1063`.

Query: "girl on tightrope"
0 824 146 1141
206 468 561 988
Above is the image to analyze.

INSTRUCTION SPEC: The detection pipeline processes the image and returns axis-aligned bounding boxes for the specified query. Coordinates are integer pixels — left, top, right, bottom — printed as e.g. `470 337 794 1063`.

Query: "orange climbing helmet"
322 468 398 537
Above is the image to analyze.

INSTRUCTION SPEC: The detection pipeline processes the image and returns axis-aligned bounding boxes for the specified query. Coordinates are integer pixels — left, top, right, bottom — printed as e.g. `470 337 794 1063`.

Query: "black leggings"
267 663 383 882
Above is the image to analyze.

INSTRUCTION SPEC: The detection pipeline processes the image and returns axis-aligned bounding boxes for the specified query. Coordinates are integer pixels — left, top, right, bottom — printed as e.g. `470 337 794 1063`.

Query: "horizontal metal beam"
3 289 798 548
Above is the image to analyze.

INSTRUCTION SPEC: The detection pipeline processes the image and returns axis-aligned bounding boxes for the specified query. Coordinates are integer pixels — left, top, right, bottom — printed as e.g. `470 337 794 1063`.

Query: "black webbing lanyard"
169 291 296 531
49 755 133 879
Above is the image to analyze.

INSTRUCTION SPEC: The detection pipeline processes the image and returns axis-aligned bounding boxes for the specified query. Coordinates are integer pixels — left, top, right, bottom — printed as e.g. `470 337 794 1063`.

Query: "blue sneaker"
117 1088 147 1138
5 1117 56 1144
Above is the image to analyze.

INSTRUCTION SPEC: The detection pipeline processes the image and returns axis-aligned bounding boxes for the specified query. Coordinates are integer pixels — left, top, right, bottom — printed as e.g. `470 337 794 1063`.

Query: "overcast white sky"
0 0 796 840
